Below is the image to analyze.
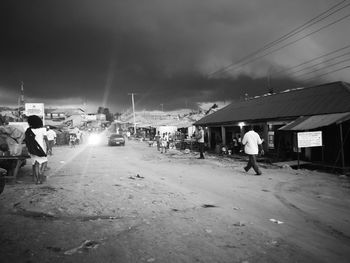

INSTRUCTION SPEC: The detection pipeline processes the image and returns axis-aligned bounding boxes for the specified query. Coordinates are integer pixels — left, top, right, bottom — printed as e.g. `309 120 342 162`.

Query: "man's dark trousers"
199 142 205 159
244 154 261 175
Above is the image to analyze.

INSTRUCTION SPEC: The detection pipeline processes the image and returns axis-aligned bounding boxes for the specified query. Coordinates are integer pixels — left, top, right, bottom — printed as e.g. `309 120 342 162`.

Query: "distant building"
96 113 106 121
45 108 85 120
45 108 86 127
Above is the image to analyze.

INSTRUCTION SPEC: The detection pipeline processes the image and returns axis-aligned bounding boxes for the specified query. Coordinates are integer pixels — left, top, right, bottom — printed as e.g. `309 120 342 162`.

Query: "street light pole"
18 81 25 118
128 93 137 134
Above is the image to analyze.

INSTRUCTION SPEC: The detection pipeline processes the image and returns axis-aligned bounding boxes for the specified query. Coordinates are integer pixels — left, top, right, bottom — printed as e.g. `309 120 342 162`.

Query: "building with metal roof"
196 81 350 126
195 81 350 172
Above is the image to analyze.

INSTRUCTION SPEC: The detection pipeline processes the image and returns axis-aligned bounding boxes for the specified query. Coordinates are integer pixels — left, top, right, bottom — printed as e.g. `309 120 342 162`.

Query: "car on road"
108 134 125 146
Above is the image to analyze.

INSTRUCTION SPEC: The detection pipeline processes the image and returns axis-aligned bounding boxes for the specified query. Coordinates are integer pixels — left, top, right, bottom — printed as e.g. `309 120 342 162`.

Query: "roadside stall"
0 122 30 194
175 122 196 150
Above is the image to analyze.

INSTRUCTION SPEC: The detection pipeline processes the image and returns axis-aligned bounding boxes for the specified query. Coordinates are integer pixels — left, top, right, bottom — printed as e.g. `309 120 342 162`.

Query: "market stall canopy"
137 123 153 128
279 112 350 131
113 120 129 124
173 121 194 129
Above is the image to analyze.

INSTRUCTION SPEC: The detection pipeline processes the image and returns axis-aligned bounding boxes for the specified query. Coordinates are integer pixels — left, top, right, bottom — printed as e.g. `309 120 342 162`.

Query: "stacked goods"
0 125 25 156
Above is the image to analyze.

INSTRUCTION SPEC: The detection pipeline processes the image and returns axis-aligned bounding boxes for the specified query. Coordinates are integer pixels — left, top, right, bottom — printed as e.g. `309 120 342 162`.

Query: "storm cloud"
1 0 349 112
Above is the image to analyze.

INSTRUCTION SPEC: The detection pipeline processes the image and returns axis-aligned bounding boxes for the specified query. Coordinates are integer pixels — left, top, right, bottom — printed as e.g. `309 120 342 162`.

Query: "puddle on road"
64 240 100 255
202 204 218 208
11 208 123 222
12 209 57 220
38 185 57 192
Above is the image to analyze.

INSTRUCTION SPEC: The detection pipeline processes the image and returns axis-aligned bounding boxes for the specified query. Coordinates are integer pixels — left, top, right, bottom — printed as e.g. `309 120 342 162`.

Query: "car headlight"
88 134 101 145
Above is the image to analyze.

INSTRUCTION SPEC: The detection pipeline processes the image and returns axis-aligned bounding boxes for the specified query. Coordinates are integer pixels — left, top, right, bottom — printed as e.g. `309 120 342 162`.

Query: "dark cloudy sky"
1 0 349 113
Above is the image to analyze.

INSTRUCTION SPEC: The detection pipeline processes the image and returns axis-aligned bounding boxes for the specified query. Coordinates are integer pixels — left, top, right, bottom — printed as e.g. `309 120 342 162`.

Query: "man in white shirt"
242 126 264 175
196 126 205 159
46 126 57 155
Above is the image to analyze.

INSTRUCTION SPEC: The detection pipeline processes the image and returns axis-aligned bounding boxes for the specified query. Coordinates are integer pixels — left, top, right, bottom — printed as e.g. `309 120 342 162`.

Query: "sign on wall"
297 131 322 148
268 131 274 149
25 103 45 125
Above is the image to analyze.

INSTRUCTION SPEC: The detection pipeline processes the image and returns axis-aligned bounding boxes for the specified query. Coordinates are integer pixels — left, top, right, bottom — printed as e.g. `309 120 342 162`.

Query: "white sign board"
297 131 322 148
25 103 45 125
25 103 44 116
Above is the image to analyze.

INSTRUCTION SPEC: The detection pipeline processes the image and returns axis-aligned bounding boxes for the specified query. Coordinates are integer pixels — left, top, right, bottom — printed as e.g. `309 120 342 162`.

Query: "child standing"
69 134 76 147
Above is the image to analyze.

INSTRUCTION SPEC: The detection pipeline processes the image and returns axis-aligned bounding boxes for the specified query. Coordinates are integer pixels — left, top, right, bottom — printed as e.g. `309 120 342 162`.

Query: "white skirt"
30 154 48 165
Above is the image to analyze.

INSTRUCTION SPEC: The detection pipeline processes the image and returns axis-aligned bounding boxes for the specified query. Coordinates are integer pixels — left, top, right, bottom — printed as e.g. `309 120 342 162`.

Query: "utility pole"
20 81 25 105
18 81 25 118
160 103 164 112
128 93 137 134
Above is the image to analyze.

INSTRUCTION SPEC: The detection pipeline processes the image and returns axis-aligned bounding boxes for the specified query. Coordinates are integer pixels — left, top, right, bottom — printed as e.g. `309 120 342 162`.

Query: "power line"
211 12 350 77
208 0 350 77
294 57 350 77
302 65 350 82
258 1 350 52
288 50 350 75
209 0 350 77
275 44 350 74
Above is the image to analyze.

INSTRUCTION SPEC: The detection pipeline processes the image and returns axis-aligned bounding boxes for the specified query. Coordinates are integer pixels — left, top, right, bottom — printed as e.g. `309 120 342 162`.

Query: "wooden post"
296 132 300 169
339 123 345 173
263 124 269 152
322 145 325 164
207 127 212 149
221 126 226 146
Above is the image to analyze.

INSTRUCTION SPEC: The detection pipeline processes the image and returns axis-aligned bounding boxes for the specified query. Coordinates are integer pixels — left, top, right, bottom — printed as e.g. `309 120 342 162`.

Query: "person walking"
242 126 264 175
237 134 243 152
25 115 49 184
46 126 56 155
155 131 161 151
196 126 205 159
160 133 168 154
232 134 239 154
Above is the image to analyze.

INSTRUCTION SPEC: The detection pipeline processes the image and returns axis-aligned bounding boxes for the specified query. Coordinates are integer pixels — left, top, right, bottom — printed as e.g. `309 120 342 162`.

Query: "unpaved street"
1 139 350 263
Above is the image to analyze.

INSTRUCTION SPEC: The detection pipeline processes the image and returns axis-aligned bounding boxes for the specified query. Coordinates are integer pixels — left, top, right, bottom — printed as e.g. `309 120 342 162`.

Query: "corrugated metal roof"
195 81 350 126
279 112 350 131
50 108 85 115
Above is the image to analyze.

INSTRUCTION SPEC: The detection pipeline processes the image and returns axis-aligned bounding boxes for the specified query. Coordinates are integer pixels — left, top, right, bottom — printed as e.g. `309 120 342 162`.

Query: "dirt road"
1 139 350 262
